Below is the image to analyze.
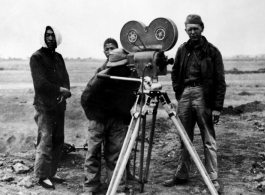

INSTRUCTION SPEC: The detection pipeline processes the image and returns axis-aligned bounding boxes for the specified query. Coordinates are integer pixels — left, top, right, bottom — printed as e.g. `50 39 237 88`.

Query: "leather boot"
163 176 188 187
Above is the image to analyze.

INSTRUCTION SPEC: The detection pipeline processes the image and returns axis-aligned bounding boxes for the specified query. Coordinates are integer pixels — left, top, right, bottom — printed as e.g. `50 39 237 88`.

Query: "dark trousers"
84 115 126 192
34 107 65 178
176 86 217 180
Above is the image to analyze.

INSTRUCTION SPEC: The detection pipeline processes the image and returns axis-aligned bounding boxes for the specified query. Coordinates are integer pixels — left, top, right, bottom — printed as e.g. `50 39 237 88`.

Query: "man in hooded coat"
29 26 71 189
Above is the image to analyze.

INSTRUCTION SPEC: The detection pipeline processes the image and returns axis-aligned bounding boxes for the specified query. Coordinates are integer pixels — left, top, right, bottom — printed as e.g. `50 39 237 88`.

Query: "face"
104 43 117 58
185 24 203 42
45 28 57 49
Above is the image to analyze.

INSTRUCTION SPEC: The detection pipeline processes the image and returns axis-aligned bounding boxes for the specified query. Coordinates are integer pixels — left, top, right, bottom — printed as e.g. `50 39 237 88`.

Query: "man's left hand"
57 95 65 103
212 110 220 124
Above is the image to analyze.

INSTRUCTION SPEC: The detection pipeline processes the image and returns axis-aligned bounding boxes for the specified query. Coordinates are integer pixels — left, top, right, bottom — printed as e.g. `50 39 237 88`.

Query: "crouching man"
81 48 140 194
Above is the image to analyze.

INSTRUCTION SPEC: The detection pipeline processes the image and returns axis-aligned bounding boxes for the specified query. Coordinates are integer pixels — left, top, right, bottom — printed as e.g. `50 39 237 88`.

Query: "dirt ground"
1 60 265 195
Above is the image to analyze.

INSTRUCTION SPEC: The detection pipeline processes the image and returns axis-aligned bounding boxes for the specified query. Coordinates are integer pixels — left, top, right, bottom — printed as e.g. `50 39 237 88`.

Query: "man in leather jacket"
163 15 226 192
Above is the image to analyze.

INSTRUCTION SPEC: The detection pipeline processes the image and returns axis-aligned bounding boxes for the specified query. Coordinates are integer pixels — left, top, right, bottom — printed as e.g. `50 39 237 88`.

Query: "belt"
185 81 202 87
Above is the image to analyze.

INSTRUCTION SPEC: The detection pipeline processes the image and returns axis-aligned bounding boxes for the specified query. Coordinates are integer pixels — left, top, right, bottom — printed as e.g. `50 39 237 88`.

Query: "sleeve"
80 82 91 109
80 82 93 119
171 46 182 100
60 55 70 90
95 60 108 74
212 49 226 111
30 55 60 95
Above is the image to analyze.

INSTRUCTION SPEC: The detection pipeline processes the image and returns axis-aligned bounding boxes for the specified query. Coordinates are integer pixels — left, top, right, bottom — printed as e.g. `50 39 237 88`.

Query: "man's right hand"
59 87 71 98
212 110 220 124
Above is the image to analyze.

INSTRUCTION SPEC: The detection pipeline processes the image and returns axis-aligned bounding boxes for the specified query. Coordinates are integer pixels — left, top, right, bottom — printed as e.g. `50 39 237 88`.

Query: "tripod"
101 77 218 195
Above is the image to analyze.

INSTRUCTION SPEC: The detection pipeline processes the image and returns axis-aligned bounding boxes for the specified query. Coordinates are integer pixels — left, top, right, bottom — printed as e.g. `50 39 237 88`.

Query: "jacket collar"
186 36 209 53
41 47 56 54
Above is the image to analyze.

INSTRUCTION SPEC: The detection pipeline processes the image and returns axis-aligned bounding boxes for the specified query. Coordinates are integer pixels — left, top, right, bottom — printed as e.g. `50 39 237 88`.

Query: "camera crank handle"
167 58 174 65
158 58 174 72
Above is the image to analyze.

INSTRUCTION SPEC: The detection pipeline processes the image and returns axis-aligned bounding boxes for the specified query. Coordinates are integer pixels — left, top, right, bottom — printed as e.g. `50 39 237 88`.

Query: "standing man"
30 26 71 189
163 15 226 191
81 48 140 194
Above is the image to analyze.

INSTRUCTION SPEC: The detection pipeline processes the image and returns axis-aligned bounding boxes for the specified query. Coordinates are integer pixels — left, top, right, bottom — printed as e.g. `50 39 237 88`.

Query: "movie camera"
104 18 218 195
120 17 177 79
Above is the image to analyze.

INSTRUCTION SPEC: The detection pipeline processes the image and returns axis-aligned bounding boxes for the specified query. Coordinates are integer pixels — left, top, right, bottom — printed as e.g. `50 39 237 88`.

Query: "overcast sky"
1 0 265 59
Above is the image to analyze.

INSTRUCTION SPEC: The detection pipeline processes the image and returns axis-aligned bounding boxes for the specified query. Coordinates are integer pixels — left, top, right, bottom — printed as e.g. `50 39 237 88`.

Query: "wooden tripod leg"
170 116 218 195
106 117 141 195
139 114 146 187
141 102 159 192
160 93 218 195
106 117 135 195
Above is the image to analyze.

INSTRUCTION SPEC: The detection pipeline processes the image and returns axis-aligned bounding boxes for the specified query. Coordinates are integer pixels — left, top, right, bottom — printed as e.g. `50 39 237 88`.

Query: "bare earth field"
1 59 265 195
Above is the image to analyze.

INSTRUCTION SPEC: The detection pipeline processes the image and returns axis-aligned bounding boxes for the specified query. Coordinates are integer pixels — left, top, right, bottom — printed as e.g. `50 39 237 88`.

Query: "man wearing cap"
96 38 118 74
29 26 71 189
163 14 226 191
81 48 139 194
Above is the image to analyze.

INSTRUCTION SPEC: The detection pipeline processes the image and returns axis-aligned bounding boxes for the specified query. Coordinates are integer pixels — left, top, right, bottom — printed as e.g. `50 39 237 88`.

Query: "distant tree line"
224 54 265 61
0 57 24 61
1 55 265 62
63 57 104 62
0 57 104 62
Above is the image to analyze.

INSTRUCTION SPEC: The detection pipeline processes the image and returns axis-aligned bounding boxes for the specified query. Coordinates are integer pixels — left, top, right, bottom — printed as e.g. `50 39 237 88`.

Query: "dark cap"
106 48 128 67
185 14 204 26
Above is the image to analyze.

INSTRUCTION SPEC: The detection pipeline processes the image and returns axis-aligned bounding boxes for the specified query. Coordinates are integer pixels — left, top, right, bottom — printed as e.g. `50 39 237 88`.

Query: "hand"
57 95 65 103
212 110 220 124
60 87 71 98
170 102 178 110
169 103 177 116
130 106 140 118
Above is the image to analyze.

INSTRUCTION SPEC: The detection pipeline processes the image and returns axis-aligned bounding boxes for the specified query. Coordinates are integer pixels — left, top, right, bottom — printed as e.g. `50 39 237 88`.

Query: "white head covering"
39 25 62 48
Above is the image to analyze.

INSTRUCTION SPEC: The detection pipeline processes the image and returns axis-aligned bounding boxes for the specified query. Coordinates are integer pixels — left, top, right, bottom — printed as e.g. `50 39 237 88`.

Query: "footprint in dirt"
7 135 16 144
0 139 7 153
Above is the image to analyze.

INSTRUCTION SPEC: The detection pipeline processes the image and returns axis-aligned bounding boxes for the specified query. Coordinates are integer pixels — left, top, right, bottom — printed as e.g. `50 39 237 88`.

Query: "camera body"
120 18 178 78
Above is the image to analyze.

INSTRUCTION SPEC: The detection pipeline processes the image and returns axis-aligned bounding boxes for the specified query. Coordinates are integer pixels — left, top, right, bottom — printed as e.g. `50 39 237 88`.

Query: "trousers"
84 115 126 192
34 107 65 178
175 86 217 180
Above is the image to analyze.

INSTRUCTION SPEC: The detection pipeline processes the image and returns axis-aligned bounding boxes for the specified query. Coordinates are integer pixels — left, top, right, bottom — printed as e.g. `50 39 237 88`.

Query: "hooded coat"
81 66 140 124
30 26 70 112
